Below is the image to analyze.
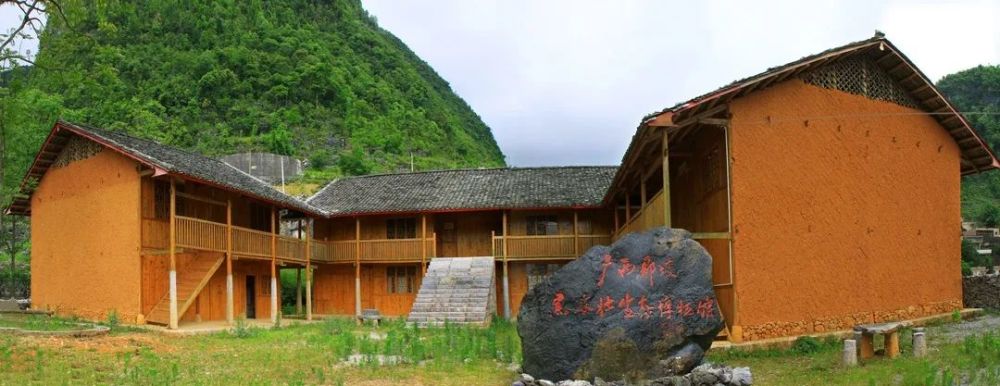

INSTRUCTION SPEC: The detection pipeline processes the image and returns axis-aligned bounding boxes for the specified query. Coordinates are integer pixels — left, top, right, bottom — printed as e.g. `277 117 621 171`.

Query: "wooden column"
270 207 277 325
305 218 313 321
613 200 619 231
502 211 511 320
354 217 361 319
421 214 427 276
662 127 672 227
640 180 647 208
625 194 632 221
168 179 178 329
295 219 302 316
573 210 579 257
225 198 234 324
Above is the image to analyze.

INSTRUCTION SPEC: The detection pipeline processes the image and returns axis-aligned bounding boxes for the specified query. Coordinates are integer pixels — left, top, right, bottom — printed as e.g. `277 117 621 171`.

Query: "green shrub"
791 336 824 354
232 318 256 338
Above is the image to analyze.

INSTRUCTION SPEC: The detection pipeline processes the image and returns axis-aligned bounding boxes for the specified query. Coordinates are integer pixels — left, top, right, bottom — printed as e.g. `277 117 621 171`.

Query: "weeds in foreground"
231 317 257 338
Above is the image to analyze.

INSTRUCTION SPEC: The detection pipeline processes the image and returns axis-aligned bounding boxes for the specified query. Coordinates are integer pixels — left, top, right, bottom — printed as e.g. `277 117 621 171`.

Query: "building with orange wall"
7 35 997 342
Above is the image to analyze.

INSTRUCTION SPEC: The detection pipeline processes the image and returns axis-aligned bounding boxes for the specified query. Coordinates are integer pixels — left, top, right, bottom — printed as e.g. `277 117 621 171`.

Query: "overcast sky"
4 1 998 167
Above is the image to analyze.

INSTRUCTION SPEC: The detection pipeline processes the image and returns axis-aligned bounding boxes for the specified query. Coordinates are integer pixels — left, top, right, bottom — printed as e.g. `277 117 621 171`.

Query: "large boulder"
518 228 724 382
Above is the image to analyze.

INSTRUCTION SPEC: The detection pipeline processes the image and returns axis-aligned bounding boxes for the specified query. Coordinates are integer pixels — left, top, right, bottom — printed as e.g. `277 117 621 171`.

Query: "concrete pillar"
354 275 362 318
270 275 278 324
913 327 927 358
842 339 858 367
225 273 234 324
168 269 178 329
305 267 313 321
502 261 511 319
295 269 302 315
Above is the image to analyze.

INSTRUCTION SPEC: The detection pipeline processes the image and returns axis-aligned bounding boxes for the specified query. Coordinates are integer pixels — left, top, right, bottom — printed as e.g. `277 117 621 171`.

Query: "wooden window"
527 215 559 236
386 218 417 239
386 266 417 294
250 203 271 231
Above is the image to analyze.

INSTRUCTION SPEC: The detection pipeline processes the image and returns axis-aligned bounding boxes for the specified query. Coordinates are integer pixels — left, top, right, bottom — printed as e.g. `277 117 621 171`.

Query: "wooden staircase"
146 255 224 326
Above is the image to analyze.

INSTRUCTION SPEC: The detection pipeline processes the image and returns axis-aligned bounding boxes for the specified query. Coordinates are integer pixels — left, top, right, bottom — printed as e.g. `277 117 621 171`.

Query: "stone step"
407 256 496 326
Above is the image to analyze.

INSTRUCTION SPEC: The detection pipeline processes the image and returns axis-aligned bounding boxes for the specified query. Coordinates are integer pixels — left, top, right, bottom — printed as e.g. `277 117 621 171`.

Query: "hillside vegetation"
0 0 505 198
938 65 1000 223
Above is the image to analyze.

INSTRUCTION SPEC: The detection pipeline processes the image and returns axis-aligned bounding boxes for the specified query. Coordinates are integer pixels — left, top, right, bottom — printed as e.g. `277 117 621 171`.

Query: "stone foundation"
738 300 962 341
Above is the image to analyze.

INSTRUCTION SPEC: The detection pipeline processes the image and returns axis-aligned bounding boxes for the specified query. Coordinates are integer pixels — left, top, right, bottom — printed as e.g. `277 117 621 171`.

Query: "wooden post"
305 218 313 321
421 214 427 276
640 179 647 209
573 210 579 256
662 127 672 227
354 217 361 319
225 197 234 324
168 179 178 330
270 207 277 325
502 211 511 320
296 219 302 316
625 194 631 221
613 200 619 232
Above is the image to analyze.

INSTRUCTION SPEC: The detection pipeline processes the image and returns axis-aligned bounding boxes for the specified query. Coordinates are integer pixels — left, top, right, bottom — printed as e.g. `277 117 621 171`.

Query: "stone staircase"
407 256 496 326
146 255 224 325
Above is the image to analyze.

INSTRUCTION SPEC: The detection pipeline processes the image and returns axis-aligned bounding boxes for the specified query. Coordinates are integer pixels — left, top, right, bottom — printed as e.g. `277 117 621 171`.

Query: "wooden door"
438 219 459 257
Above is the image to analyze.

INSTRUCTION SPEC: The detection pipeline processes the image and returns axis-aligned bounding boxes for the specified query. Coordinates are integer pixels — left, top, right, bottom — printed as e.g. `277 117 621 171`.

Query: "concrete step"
407 256 496 326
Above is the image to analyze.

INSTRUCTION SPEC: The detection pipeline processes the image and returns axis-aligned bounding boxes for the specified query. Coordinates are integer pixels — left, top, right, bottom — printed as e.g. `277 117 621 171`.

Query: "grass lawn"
0 314 996 385
0 313 89 332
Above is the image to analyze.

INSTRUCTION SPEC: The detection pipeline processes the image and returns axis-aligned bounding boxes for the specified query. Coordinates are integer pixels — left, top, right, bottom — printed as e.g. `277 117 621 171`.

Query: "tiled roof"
308 166 617 216
11 121 324 216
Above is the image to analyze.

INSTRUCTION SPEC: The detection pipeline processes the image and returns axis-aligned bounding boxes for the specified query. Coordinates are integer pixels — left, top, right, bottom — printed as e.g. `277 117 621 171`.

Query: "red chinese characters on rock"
696 297 717 320
617 257 635 278
658 297 673 318
552 291 569 316
676 300 694 318
618 292 635 319
658 258 678 279
596 295 615 317
577 294 593 316
639 256 657 286
597 254 614 287
638 295 653 320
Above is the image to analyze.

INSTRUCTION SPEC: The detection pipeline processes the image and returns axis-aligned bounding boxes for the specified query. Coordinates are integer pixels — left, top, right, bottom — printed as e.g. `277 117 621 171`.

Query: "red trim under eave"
324 204 608 219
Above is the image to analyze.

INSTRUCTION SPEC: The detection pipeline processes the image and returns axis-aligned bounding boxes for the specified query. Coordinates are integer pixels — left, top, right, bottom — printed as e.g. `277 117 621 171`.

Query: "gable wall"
728 79 962 341
30 146 143 322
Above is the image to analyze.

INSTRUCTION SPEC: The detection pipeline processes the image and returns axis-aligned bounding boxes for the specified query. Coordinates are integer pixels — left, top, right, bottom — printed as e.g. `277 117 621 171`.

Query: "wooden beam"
502 211 511 319
875 52 897 66
305 218 312 321
421 214 427 276
168 179 178 329
698 118 729 127
662 128 672 228
625 194 632 221
296 219 303 316
354 217 361 319
176 192 227 207
692 232 731 240
573 211 580 257
225 198 233 324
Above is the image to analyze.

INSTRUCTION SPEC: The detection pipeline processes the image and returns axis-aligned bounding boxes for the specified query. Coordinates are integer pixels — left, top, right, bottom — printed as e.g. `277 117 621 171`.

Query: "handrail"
493 233 612 260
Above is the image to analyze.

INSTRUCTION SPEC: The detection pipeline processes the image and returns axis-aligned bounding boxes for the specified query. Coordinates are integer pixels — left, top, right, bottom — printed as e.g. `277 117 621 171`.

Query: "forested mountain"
0 0 505 197
938 65 1000 223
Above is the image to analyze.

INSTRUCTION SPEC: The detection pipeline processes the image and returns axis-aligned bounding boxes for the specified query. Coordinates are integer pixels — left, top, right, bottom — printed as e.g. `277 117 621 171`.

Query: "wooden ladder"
145 255 224 326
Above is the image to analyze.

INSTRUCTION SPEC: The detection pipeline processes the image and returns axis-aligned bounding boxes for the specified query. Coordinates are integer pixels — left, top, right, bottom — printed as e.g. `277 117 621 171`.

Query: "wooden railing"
175 216 227 252
143 215 437 263
615 190 666 239
493 234 612 260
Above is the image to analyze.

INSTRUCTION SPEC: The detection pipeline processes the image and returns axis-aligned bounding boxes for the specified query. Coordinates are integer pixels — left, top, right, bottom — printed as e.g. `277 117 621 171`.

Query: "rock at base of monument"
518 227 725 382
516 364 753 386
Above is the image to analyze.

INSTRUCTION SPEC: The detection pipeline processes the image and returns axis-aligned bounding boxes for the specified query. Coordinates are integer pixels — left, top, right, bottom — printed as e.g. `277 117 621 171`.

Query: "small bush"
105 310 120 329
232 318 256 339
791 336 824 354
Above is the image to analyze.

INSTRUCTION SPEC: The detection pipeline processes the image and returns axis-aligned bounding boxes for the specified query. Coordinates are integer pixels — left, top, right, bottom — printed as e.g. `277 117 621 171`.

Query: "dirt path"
928 312 1000 344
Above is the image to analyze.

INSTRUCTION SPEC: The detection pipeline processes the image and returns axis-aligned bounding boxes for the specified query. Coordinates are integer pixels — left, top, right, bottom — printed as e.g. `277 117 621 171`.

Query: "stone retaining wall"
739 300 961 342
963 274 1000 310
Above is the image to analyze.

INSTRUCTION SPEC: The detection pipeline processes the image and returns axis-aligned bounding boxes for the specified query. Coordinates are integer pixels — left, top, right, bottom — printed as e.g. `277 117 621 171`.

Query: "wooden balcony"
492 234 612 261
142 216 436 264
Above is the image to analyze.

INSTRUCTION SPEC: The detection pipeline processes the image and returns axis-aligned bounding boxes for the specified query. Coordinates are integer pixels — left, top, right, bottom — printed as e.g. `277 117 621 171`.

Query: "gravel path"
929 312 1000 344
